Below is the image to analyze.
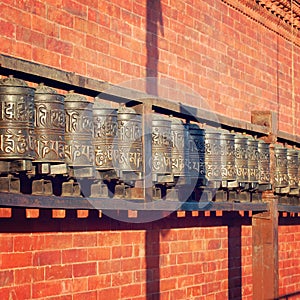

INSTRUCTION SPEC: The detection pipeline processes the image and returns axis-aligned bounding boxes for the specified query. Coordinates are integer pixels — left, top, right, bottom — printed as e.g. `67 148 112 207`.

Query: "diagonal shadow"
146 0 164 96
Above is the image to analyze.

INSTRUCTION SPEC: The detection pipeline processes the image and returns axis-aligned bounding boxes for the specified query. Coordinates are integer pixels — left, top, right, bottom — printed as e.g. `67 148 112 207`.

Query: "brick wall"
0 209 253 299
278 218 300 297
1 0 300 298
0 0 299 134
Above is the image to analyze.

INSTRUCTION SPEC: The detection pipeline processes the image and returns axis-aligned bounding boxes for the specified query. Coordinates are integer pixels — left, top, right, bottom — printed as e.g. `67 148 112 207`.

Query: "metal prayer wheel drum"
220 131 236 181
188 123 205 184
287 149 299 188
34 83 65 163
117 105 142 180
64 91 94 167
205 129 222 182
93 105 118 171
257 140 270 185
0 75 35 161
170 117 189 178
247 137 259 183
152 114 172 183
274 146 289 188
234 134 248 183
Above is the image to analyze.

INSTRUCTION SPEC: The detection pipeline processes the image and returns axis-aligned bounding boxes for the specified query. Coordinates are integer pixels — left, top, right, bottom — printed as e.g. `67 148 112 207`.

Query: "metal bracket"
0 175 20 193
62 180 81 197
32 179 53 196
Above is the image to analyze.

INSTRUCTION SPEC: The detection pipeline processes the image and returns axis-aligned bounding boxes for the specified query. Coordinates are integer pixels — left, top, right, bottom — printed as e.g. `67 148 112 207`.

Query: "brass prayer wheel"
93 104 118 171
205 129 222 182
274 146 289 188
287 148 299 189
220 131 236 181
188 123 205 184
170 117 189 178
0 75 35 160
152 114 172 183
257 140 270 185
64 91 94 167
234 134 248 183
117 105 142 179
247 136 259 183
34 83 65 163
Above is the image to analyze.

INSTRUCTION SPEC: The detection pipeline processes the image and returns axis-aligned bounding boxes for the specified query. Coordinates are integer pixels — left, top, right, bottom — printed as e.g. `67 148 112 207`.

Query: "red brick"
32 47 60 68
112 245 132 259
73 291 97 300
98 287 120 299
0 20 15 38
45 264 72 280
62 249 87 263
73 46 97 65
0 5 31 28
112 271 133 286
121 258 142 272
73 262 97 277
60 27 86 46
72 277 88 293
87 247 110 261
47 6 74 27
73 233 97 247
33 250 61 266
62 0 87 18
0 288 10 299
121 284 142 298
32 280 72 298
14 267 45 284
0 236 13 252
31 15 59 37
61 56 87 74
46 37 73 56
3 284 31 299
1 252 32 269
15 0 46 16
88 274 111 290
0 270 14 287
98 259 121 274
44 234 72 250
12 41 33 60
160 278 177 292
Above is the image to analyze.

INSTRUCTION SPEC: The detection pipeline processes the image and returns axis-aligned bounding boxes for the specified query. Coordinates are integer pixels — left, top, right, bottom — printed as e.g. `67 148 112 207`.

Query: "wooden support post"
135 100 153 203
252 191 278 299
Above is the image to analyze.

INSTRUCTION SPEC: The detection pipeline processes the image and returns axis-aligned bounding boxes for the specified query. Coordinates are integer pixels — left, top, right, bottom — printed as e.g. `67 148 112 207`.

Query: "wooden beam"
0 54 270 137
252 191 278 299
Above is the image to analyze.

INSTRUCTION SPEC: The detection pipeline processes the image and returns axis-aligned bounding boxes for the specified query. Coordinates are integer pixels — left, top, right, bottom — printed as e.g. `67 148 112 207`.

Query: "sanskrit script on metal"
287 149 299 188
171 118 188 177
117 106 142 175
0 76 35 159
64 91 94 167
205 131 222 181
188 124 205 181
220 132 236 181
93 107 118 170
247 138 259 183
152 114 172 176
258 141 270 184
274 147 289 188
34 84 65 162
234 135 248 182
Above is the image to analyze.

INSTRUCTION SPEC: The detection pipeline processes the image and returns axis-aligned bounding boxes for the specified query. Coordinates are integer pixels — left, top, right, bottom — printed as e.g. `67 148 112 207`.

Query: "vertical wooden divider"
134 100 153 203
251 110 279 298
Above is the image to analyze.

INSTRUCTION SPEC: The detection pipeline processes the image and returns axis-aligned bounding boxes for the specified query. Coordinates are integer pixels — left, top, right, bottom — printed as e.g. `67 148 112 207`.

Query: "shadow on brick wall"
0 208 252 299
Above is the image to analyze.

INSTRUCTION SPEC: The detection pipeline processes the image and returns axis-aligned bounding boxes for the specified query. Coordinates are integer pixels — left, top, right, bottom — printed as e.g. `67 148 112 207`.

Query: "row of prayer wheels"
0 76 298 198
